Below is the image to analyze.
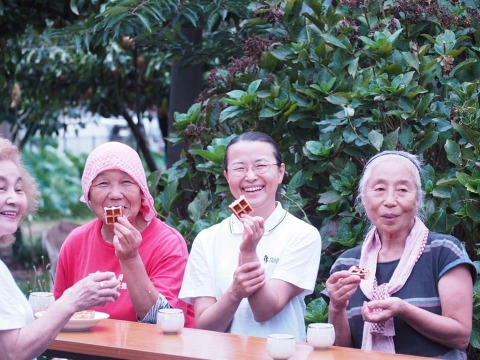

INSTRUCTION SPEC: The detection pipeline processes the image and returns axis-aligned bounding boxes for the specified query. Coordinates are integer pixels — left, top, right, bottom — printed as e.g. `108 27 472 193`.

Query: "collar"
229 202 288 234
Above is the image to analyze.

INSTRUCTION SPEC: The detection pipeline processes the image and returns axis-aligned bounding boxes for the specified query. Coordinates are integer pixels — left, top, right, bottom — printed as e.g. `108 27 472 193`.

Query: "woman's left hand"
361 297 407 323
239 215 265 253
112 216 142 260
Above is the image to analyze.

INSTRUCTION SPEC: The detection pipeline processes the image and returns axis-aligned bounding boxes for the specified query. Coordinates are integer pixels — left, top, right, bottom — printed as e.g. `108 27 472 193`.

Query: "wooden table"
44 319 432 360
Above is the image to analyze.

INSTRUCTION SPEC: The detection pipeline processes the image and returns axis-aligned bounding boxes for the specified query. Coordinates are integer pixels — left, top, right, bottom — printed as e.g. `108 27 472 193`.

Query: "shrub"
152 0 480 355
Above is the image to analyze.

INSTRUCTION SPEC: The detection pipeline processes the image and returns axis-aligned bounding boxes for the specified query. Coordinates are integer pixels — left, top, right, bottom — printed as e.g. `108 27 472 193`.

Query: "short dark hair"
224 131 282 170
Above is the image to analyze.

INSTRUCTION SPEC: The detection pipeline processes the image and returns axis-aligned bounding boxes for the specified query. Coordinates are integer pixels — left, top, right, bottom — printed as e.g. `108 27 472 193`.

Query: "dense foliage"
2 0 480 357
152 0 480 355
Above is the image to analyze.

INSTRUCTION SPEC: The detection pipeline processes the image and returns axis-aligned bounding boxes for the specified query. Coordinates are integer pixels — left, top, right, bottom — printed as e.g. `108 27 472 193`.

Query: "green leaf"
187 190 210 222
270 46 293 61
190 146 226 165
452 122 480 152
368 130 384 151
402 52 420 72
415 131 438 152
466 202 480 222
247 79 262 94
287 170 305 192
158 180 179 212
219 106 243 122
444 139 462 166
304 298 329 324
382 128 399 150
320 33 348 50
70 0 80 15
457 172 480 194
318 191 342 204
225 90 246 100
348 58 359 78
325 95 349 105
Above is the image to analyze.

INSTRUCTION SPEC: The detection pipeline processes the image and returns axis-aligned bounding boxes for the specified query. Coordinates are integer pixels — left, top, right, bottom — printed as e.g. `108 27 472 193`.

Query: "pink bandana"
80 141 156 222
359 217 429 353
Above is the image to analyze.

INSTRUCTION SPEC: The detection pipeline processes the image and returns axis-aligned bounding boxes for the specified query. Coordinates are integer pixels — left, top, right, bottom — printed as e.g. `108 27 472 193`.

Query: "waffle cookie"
228 195 253 219
349 265 369 280
71 310 95 320
104 206 123 225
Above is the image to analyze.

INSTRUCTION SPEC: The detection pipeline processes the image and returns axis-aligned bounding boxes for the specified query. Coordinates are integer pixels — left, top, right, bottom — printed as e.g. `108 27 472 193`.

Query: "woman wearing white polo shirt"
180 131 322 341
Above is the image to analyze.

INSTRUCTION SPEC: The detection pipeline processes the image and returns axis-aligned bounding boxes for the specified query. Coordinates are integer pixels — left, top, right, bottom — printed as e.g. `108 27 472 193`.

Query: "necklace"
415 229 429 262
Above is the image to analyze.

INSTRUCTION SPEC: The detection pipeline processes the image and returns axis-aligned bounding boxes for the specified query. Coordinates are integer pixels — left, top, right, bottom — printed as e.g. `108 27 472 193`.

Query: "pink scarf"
359 217 429 353
80 141 157 222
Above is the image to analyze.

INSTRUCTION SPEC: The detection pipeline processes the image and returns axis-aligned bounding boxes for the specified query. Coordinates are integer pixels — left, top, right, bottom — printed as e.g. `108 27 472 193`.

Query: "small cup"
29 292 55 314
266 333 296 360
156 308 185 334
306 323 335 349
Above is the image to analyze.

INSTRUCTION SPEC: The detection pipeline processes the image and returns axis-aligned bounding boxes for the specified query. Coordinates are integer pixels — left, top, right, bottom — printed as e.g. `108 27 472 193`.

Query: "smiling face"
0 160 28 238
362 157 419 241
224 140 285 219
89 169 144 228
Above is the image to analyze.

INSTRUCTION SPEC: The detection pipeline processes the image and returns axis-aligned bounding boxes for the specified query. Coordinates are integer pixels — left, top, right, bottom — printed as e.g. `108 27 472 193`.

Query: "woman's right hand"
326 270 361 311
61 271 120 311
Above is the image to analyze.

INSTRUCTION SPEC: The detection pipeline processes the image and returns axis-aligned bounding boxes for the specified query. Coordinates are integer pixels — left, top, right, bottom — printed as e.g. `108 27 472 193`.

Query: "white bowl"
35 310 110 332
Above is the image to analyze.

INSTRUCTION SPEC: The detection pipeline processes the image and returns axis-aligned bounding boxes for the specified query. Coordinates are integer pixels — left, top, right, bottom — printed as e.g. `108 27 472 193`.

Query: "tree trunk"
166 27 203 168
122 109 157 172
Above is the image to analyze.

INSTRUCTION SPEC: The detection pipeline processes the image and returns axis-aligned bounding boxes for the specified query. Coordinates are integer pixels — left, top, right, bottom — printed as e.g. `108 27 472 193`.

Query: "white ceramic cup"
266 333 296 359
156 308 185 334
306 323 335 349
29 292 55 314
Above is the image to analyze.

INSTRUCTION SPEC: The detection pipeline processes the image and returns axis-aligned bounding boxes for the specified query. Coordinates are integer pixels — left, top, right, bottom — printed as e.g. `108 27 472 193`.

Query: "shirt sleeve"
138 294 171 323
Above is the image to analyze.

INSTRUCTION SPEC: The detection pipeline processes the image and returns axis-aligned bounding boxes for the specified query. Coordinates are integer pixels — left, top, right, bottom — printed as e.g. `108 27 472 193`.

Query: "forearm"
401 302 471 349
120 255 159 319
328 304 353 347
247 283 282 322
195 291 242 332
1 300 74 360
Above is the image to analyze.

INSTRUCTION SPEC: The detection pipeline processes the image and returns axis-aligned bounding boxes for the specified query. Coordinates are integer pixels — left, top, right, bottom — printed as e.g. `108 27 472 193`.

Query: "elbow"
456 335 471 350
447 329 471 350
253 310 276 323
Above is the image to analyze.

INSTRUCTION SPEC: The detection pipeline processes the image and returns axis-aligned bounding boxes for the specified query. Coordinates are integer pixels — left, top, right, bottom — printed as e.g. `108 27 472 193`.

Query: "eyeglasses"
228 163 280 177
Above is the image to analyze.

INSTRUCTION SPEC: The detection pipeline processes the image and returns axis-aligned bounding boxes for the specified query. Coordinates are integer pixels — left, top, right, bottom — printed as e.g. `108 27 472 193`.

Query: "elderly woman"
54 141 194 327
0 138 119 360
324 151 476 358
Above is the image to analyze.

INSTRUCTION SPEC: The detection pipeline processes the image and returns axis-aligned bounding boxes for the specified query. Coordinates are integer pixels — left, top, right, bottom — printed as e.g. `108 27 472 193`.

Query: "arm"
113 217 159 320
326 271 361 347
0 273 118 360
240 216 321 322
362 265 473 349
193 261 265 331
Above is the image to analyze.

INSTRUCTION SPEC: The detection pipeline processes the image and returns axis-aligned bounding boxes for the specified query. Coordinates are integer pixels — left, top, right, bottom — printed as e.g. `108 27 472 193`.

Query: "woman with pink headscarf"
54 142 194 327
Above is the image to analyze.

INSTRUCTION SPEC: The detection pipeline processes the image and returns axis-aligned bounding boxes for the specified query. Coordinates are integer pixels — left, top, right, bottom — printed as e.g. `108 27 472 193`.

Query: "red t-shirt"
54 218 194 327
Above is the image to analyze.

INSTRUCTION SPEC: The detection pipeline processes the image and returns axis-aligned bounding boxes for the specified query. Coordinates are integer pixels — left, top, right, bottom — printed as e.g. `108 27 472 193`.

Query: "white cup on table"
29 291 55 314
266 333 296 359
156 308 185 334
306 323 335 349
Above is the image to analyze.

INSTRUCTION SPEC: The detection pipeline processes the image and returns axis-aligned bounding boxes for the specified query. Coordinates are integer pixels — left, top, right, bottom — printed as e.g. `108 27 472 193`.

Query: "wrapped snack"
104 206 123 225
349 265 369 280
228 195 253 219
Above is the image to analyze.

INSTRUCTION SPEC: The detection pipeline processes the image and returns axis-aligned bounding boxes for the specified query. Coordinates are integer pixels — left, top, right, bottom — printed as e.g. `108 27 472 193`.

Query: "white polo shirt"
180 203 322 341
